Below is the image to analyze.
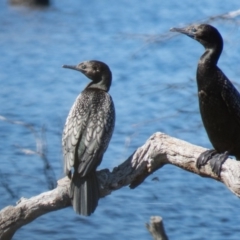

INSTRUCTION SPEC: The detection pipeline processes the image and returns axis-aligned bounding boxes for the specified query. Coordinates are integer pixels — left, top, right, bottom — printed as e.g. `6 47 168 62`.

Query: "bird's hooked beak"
63 65 78 71
62 64 86 73
170 26 195 38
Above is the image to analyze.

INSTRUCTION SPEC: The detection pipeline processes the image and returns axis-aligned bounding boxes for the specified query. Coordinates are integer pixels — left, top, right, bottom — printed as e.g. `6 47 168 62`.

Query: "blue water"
1 0 240 239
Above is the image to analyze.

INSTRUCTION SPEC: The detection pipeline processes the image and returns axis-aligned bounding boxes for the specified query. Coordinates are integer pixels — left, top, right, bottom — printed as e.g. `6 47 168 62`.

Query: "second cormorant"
62 60 115 216
171 24 240 176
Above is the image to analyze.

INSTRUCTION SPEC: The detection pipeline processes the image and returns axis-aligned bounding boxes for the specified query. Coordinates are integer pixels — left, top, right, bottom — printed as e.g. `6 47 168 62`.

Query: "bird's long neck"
87 75 112 92
197 43 223 90
199 36 223 66
199 46 222 66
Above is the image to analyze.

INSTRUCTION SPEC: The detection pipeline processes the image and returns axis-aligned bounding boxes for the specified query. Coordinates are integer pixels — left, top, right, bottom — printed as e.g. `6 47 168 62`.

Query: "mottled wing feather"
62 93 89 175
77 93 115 176
62 90 115 177
221 77 240 126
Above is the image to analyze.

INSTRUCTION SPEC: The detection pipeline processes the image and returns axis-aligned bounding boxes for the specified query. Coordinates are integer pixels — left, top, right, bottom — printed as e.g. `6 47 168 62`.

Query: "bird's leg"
196 149 217 169
209 151 229 177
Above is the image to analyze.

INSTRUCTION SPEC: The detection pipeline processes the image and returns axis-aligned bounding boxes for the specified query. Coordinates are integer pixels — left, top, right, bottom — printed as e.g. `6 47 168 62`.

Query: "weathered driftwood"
146 216 169 240
1 132 240 239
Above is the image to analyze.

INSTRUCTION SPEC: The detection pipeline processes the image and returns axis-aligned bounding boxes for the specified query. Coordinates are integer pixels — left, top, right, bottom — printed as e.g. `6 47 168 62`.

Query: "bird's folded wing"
221 78 240 126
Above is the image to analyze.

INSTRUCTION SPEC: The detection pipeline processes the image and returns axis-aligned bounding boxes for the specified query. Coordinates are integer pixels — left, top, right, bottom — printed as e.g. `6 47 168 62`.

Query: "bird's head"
63 60 112 91
170 24 223 50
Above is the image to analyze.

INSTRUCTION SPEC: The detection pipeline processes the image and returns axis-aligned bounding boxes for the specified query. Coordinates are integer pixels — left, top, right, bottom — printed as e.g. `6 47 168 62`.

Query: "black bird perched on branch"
62 60 115 216
171 24 240 177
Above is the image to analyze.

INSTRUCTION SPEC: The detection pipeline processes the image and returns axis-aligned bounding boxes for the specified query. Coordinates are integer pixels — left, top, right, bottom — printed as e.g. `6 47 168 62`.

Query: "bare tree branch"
1 132 240 239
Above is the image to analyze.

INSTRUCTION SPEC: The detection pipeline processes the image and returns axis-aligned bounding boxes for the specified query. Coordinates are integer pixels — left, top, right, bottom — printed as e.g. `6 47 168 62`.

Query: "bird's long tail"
70 171 99 216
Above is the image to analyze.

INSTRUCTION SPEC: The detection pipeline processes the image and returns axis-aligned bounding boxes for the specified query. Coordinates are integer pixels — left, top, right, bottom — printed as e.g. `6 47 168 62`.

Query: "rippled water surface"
1 1 240 239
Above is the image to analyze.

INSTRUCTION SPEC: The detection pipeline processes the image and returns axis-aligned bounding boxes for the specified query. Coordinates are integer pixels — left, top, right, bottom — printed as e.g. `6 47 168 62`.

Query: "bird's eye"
81 65 86 69
191 27 197 33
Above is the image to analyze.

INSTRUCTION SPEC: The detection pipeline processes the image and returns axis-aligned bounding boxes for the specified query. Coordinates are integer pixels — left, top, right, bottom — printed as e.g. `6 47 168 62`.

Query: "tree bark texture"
1 132 240 239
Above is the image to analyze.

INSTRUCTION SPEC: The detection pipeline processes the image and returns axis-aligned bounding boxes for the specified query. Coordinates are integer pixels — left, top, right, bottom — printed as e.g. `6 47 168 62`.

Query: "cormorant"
171 24 240 176
62 60 115 216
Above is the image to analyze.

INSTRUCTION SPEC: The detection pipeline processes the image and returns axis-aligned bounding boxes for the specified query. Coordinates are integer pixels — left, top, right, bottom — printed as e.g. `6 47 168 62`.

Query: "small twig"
0 115 56 190
119 8 240 57
0 171 18 199
37 126 56 189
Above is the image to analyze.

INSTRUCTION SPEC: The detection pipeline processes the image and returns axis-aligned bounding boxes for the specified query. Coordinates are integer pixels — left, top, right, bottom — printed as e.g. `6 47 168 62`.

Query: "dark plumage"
62 60 115 216
171 24 240 176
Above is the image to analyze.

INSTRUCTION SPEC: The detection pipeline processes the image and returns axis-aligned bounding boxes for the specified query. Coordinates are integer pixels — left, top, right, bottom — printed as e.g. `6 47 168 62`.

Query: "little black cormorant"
62 60 115 216
171 24 240 176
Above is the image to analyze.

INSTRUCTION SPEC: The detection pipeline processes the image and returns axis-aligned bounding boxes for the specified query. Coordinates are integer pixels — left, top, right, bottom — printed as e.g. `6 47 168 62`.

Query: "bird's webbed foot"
196 149 229 177
209 151 229 177
196 149 217 169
